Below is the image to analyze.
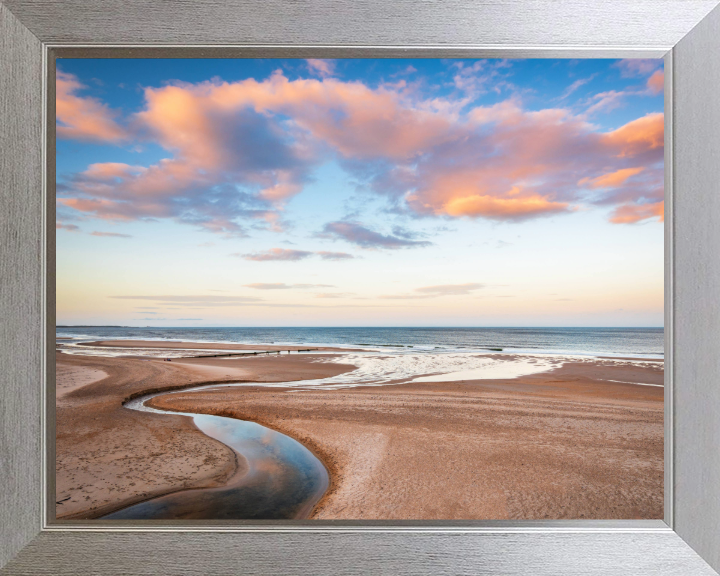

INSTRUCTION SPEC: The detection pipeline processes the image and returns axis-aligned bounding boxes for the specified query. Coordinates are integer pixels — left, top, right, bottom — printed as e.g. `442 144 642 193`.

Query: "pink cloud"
615 59 661 78
397 105 663 222
56 222 79 232
306 59 336 78
82 162 146 180
90 231 132 238
582 167 645 189
602 113 664 156
56 71 127 142
194 72 457 160
609 201 664 224
442 193 570 220
58 71 664 232
647 70 664 95
58 73 458 233
239 248 314 261
58 198 140 221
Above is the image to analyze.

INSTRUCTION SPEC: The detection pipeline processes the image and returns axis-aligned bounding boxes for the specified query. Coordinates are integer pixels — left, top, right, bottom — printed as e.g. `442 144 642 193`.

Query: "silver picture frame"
1 1 719 573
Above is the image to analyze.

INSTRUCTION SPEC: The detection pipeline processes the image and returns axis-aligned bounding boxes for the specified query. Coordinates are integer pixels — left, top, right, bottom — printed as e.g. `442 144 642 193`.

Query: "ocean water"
56 326 664 358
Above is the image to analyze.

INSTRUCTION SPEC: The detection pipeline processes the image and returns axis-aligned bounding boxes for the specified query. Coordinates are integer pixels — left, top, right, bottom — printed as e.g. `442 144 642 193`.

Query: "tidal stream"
103 388 329 520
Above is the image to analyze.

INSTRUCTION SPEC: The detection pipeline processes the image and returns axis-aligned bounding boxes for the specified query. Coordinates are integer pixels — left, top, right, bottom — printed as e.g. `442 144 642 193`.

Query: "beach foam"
60 340 663 390
195 352 563 390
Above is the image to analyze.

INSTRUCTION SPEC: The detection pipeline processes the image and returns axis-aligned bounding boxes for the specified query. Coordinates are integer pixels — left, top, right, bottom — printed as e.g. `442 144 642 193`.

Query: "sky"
55 58 664 327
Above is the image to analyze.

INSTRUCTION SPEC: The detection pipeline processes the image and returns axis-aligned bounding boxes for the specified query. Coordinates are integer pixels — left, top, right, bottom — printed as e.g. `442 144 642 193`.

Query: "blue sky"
56 58 664 326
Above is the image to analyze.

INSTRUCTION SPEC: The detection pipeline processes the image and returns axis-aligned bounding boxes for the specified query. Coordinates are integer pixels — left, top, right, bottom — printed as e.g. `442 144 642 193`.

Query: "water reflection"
103 413 328 520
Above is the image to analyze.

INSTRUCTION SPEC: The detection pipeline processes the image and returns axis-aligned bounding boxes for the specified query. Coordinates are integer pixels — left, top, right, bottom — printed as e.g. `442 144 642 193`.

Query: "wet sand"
55 350 354 519
56 363 108 402
151 360 664 520
56 342 663 520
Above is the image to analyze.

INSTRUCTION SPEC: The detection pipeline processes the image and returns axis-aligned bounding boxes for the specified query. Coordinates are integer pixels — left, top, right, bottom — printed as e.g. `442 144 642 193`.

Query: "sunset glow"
56 58 664 326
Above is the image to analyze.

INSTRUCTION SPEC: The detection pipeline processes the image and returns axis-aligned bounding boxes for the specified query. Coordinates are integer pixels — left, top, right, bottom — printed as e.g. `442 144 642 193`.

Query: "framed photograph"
2 1 719 574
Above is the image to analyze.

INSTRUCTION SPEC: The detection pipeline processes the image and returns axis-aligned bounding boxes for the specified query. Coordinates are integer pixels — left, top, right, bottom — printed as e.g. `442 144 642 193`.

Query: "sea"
56 326 664 388
55 326 663 358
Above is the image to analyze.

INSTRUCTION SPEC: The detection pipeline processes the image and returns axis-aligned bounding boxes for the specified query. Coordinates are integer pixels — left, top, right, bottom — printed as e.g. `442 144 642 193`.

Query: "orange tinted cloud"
402 104 662 222
609 201 664 224
647 71 664 95
583 167 645 188
56 222 79 232
59 72 664 231
142 73 456 161
82 162 146 180
58 198 137 220
443 193 570 219
56 71 127 142
602 113 664 156
136 85 225 170
60 73 458 233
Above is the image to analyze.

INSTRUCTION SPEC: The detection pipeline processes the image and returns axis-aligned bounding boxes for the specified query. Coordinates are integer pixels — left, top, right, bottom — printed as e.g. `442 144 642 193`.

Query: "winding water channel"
103 387 329 520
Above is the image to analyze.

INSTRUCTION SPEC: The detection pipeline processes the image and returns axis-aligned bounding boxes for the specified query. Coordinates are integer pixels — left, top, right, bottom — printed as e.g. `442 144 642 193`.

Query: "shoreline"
59 337 664 362
56 339 664 520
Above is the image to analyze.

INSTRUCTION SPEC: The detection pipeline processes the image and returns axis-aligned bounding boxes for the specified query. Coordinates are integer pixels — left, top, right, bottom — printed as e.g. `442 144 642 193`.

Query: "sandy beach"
56 341 663 520
55 348 355 519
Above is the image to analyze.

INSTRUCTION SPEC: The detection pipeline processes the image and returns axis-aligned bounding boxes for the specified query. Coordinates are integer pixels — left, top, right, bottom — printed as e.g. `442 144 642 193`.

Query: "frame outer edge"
2 531 719 576
0 0 719 573
672 3 720 573
0 1 44 570
1 0 719 46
